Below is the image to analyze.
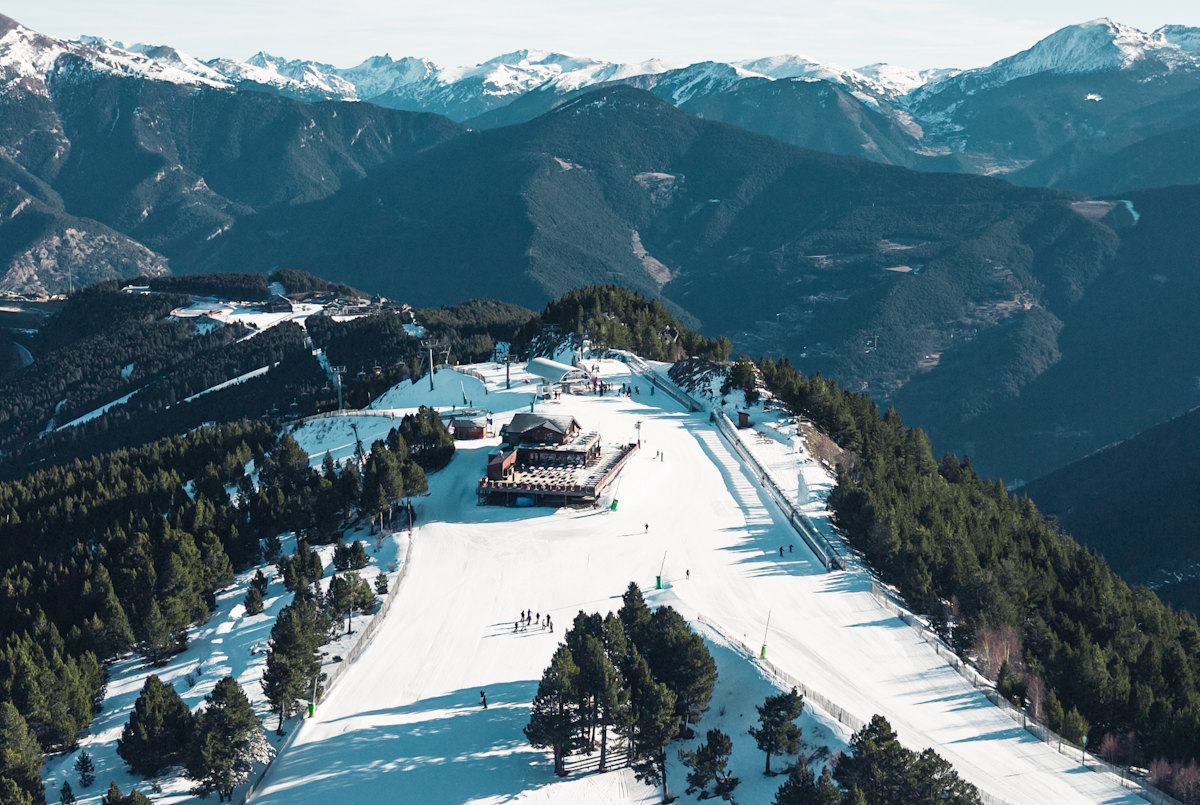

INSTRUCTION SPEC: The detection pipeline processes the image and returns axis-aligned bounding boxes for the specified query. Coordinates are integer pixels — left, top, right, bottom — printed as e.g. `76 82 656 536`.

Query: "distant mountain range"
6 14 1200 189
4 11 1200 494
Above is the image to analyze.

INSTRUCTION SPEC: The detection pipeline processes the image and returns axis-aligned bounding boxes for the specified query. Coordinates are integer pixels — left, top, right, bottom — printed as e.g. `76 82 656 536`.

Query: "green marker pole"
760 610 772 659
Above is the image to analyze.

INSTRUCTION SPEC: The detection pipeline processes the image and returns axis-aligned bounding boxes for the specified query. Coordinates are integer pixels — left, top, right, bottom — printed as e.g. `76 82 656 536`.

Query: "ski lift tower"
420 338 436 391
350 421 368 468
332 365 346 411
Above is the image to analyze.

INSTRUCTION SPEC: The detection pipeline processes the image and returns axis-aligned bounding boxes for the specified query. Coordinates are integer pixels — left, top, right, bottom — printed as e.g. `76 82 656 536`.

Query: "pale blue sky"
5 0 1198 70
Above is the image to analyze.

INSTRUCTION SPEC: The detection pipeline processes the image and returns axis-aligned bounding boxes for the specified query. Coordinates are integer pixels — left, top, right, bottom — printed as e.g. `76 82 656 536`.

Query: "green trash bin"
611 499 618 511
656 575 662 590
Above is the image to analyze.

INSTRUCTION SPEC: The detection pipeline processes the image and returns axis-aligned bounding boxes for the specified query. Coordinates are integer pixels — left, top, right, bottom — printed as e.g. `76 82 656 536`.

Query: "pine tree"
841 787 868 805
773 755 816 805
911 748 982 805
576 633 627 772
59 779 76 804
626 647 677 803
251 569 269 595
680 728 736 799
815 768 841 805
833 715 909 803
401 461 428 496
617 582 652 646
749 688 804 775
187 677 264 802
102 782 125 805
0 703 42 804
337 461 361 520
244 586 264 616
117 675 196 776
348 540 369 570
525 646 583 777
196 528 234 590
263 532 283 563
1061 707 1090 745
74 750 95 788
141 601 174 666
640 606 716 734
261 597 325 734
99 781 152 805
374 573 389 596
327 573 372 634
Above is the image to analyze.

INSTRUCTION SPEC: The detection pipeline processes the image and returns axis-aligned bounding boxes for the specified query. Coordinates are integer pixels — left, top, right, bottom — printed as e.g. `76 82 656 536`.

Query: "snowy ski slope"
253 360 1145 805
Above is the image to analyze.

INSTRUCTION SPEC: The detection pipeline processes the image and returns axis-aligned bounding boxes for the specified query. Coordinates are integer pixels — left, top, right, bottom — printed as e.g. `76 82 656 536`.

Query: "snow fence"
866 582 1181 805
711 409 847 571
694 611 1019 805
615 351 703 412
239 534 415 804
615 351 845 571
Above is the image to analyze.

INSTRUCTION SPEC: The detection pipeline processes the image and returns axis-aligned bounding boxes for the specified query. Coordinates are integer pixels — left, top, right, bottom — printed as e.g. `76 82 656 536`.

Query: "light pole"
635 420 641 448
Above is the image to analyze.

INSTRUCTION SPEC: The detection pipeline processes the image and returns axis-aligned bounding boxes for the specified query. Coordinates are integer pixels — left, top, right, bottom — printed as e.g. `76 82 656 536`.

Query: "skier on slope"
480 690 487 709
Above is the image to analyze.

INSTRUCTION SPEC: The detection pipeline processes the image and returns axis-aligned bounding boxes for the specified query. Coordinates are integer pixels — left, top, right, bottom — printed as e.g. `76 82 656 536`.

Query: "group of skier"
514 609 552 633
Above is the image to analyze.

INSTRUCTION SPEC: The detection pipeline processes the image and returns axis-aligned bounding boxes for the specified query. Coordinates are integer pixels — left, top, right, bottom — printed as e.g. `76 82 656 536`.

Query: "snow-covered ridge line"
914 17 1200 101
7 13 1200 116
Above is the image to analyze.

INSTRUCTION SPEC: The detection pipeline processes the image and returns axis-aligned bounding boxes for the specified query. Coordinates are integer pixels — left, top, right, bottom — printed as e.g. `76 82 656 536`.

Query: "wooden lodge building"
450 415 488 440
480 412 635 506
499 413 600 465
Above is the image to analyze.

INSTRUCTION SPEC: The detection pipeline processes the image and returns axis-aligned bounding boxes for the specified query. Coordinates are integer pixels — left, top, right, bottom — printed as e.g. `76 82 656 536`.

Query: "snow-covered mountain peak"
856 63 960 96
482 49 597 71
735 54 832 80
1157 24 1200 56
229 51 356 98
339 54 436 100
1 17 232 95
982 18 1198 82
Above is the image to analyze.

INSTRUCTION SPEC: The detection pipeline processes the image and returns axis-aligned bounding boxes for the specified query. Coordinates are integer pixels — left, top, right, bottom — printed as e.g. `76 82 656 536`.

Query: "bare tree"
1024 674 1045 722
972 623 1023 681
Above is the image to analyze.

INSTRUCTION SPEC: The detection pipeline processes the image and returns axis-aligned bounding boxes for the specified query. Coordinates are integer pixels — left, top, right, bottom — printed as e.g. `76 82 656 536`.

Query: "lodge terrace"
478 412 637 506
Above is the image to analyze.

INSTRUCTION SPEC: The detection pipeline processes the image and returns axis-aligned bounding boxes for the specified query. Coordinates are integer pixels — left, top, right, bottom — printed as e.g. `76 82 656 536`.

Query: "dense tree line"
0 287 336 477
268 269 365 299
180 676 267 801
773 715 980 805
143 274 270 301
758 357 1200 793
0 420 377 800
306 313 418 407
0 288 201 450
0 410 446 801
394 407 455 472
6 351 331 480
511 285 732 363
307 300 531 408
413 299 534 362
525 583 716 802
